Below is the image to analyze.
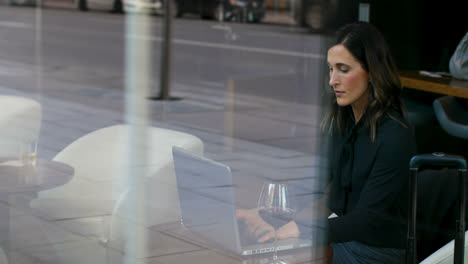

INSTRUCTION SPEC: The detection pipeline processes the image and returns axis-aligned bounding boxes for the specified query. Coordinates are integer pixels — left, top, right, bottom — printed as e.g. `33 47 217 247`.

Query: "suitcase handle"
407 153 467 264
410 153 467 170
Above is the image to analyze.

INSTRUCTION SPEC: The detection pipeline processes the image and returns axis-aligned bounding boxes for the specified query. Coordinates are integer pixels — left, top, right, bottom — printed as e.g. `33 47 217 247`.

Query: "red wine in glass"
258 207 296 230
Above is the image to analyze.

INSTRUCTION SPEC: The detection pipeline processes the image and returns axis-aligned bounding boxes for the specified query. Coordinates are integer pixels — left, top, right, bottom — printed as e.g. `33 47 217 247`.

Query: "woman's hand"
257 220 300 243
236 209 300 243
236 209 274 241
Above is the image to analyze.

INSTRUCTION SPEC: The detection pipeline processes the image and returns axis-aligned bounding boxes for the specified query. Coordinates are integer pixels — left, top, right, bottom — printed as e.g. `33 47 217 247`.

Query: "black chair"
433 96 468 140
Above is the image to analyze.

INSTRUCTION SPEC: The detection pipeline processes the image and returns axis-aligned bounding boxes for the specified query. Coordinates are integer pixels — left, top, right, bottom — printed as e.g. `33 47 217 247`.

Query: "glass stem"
273 229 279 260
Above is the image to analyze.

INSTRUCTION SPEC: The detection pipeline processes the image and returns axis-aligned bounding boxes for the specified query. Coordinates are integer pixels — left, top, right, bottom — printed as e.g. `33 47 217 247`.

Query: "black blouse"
326 110 417 248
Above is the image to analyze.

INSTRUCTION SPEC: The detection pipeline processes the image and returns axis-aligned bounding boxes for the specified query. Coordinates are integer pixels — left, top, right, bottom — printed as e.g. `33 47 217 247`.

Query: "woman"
237 22 416 263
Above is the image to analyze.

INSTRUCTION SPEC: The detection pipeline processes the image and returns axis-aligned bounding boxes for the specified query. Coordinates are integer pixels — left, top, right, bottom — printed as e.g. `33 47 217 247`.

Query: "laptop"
172 146 313 256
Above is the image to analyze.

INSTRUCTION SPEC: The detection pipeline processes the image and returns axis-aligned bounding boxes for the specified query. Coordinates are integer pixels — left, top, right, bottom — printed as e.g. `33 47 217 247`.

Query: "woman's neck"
352 105 367 124
351 92 370 124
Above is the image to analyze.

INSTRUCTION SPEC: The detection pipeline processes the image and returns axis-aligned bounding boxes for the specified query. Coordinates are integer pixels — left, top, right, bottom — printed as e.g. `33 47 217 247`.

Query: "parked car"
74 0 123 13
7 0 35 5
123 0 163 14
121 0 203 17
173 0 217 18
176 0 265 23
121 0 265 22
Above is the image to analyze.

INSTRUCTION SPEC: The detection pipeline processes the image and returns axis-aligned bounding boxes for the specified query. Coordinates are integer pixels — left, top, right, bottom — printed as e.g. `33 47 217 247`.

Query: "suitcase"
407 153 467 264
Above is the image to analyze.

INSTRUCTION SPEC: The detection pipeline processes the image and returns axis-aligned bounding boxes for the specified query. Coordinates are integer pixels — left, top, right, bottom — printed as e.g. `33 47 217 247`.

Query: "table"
0 159 73 195
400 71 468 99
0 159 73 262
155 221 329 264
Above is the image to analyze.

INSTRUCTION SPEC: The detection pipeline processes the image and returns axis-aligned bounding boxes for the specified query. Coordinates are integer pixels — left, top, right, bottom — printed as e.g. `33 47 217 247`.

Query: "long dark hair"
321 22 409 142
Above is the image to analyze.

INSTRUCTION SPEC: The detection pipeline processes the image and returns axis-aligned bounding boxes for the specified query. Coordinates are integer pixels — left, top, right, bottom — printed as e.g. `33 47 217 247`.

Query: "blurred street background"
0 1 465 263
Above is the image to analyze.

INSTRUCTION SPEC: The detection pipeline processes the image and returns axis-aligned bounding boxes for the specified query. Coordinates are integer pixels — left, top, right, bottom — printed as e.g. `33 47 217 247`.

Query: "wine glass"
257 182 296 264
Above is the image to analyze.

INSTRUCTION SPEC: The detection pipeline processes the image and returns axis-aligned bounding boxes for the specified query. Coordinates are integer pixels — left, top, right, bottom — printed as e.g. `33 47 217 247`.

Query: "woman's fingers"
236 208 257 221
258 229 276 243
237 209 300 243
257 221 300 243
253 222 273 236
276 221 300 240
236 209 248 219
237 209 275 241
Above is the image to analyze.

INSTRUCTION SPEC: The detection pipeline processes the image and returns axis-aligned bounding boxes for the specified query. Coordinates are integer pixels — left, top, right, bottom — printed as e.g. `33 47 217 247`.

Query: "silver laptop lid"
172 146 242 254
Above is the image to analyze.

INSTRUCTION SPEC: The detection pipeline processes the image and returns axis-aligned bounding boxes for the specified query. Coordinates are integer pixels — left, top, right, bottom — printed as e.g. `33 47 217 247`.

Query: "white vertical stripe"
124 13 151 264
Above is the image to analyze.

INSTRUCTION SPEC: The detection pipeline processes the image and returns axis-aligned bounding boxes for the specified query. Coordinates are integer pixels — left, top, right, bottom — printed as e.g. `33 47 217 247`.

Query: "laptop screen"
173 146 242 254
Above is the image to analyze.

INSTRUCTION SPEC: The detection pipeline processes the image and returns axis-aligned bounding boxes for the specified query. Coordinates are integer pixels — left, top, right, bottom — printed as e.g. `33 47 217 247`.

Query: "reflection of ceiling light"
252 2 257 7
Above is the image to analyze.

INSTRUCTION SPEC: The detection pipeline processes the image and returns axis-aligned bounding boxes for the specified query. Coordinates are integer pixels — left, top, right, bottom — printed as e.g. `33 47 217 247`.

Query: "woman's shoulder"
374 112 417 163
375 112 413 141
379 112 411 133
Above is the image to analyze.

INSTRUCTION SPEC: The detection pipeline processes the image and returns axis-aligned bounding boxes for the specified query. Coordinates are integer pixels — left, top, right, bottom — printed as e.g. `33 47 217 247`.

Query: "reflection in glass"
258 182 296 264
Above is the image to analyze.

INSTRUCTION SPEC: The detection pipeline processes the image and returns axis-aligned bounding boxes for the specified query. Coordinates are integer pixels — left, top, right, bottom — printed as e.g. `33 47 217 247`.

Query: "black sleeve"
328 124 414 245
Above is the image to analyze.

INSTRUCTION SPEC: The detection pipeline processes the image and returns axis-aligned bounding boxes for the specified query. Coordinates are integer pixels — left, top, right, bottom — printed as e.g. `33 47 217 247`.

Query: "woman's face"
327 44 370 111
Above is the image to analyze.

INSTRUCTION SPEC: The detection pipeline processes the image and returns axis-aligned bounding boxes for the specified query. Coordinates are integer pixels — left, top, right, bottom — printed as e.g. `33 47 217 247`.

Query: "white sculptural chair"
30 125 204 241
